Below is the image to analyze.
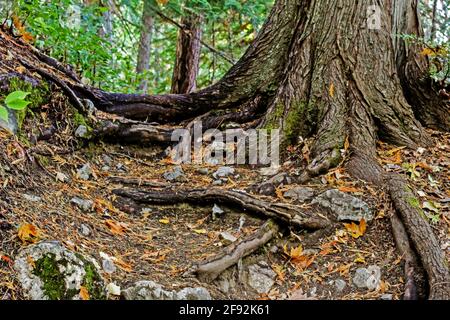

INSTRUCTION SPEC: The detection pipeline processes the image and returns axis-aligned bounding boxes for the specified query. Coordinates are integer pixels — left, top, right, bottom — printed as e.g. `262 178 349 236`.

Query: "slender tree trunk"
136 0 155 93
170 14 203 94
430 0 438 41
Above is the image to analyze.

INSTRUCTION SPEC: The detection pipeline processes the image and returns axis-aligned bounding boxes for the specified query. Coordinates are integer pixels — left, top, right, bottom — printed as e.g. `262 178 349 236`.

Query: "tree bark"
136 0 155 93
171 14 203 94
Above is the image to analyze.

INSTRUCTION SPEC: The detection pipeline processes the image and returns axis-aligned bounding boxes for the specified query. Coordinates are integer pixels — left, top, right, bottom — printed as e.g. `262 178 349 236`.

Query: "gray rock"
75 125 89 138
77 163 92 181
284 187 315 202
163 166 186 182
352 265 381 290
247 261 276 294
213 166 235 179
259 166 280 177
381 294 393 300
197 168 210 175
14 241 105 300
176 287 212 300
70 197 93 212
102 154 113 165
101 166 110 172
212 204 224 219
116 163 127 172
212 180 223 186
102 258 116 274
23 194 42 202
268 172 292 185
334 279 347 292
312 189 373 222
122 281 211 300
219 232 237 245
79 224 91 236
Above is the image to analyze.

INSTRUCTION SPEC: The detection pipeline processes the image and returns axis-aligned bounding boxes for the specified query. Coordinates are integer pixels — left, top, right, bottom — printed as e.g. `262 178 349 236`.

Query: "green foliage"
400 34 449 86
0 90 31 122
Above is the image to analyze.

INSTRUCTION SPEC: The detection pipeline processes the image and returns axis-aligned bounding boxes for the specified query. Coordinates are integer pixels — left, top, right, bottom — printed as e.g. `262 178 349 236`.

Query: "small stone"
197 168 209 175
106 283 121 296
176 287 212 300
75 125 89 138
259 166 280 176
79 224 91 236
312 189 373 222
102 154 113 165
70 197 93 212
352 265 381 290
212 166 235 179
101 166 110 172
163 166 186 182
238 215 246 231
56 172 69 182
219 232 237 245
269 245 278 254
247 261 276 294
212 204 224 219
23 194 42 202
77 163 92 180
381 294 393 300
212 180 223 186
334 279 347 292
102 258 116 274
284 187 315 202
122 281 176 300
116 163 127 172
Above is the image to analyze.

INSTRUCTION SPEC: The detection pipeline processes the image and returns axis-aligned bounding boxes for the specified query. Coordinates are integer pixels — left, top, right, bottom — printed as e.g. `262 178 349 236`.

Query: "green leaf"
0 105 9 122
5 91 31 110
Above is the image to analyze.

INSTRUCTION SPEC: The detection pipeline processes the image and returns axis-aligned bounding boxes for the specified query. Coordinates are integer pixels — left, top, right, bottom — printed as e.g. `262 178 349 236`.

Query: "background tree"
136 0 156 93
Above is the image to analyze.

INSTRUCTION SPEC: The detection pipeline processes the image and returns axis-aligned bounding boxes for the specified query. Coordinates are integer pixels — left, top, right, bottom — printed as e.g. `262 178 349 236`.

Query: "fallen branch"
195 220 279 282
113 187 331 230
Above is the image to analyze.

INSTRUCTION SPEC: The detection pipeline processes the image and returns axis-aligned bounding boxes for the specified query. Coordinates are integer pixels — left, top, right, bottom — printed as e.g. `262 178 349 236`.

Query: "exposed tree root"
93 118 175 144
194 220 279 282
391 213 419 300
113 188 331 231
387 175 450 300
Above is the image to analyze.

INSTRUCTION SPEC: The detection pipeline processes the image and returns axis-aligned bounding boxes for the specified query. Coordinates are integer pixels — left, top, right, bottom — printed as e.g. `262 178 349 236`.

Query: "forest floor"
0 116 448 300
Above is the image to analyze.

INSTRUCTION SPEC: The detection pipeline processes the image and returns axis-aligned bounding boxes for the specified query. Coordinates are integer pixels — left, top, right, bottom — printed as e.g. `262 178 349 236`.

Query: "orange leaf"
104 219 125 235
344 219 366 239
18 223 39 243
79 286 90 300
12 15 34 43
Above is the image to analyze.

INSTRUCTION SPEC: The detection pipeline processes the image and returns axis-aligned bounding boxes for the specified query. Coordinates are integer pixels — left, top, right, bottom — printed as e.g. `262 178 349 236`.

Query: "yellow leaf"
18 223 39 244
420 47 436 57
159 218 170 224
344 136 350 151
194 229 207 234
329 83 335 98
79 286 90 300
344 219 366 239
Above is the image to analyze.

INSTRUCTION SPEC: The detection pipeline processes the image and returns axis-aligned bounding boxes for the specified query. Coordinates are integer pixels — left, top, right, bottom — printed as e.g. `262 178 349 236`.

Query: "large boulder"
312 189 373 222
14 241 106 300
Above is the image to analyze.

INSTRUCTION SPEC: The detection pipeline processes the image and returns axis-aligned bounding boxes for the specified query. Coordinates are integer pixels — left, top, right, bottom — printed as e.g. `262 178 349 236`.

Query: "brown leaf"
344 219 366 239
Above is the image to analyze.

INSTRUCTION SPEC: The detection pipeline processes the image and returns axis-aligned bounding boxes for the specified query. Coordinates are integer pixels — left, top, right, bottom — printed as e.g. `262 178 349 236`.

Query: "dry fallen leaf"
159 218 170 224
18 223 39 244
104 219 126 235
344 219 366 239
79 286 90 300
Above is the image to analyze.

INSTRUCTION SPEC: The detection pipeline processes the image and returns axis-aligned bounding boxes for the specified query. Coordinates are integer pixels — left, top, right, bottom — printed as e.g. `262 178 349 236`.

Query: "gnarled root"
195 220 279 282
113 187 331 231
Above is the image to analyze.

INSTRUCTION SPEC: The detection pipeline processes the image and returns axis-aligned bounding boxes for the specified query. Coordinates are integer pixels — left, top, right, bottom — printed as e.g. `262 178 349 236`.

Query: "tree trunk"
136 0 155 93
170 14 203 94
1 0 448 299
